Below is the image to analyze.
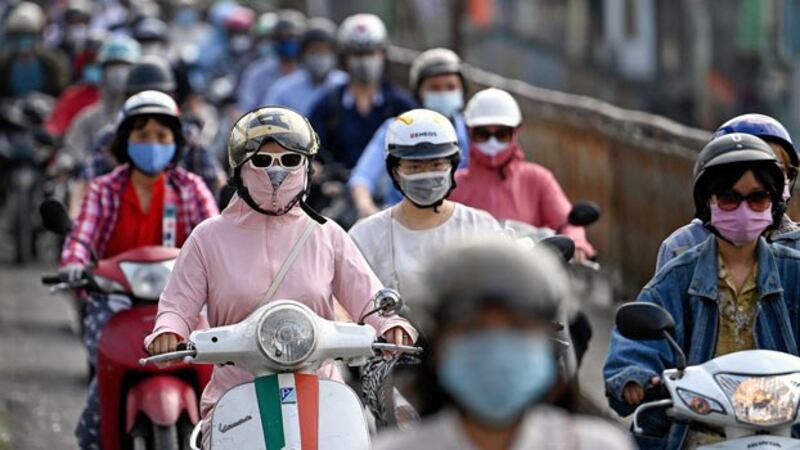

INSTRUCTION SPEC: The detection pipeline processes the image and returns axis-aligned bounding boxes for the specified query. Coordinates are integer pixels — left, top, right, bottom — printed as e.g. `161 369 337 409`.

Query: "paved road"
0 259 86 450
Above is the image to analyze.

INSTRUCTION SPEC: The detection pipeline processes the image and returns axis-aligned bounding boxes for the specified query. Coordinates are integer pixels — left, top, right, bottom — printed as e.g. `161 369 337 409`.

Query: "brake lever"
139 348 197 366
372 343 424 355
48 278 88 294
632 399 673 434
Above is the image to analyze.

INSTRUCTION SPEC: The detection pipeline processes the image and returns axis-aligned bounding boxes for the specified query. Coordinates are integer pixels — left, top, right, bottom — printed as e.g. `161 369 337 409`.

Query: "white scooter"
616 302 800 449
140 291 421 450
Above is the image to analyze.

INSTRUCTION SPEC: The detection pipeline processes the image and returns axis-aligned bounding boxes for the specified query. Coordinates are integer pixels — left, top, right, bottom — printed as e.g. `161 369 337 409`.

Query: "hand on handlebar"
148 332 182 355
623 376 662 405
58 263 85 283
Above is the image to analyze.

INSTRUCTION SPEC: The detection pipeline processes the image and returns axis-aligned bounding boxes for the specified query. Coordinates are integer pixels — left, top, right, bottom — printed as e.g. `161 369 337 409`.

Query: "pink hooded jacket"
450 144 594 255
144 194 416 427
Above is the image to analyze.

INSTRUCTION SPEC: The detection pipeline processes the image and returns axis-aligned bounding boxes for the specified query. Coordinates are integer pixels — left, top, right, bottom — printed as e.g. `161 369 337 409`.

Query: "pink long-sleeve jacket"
144 195 415 423
450 145 594 255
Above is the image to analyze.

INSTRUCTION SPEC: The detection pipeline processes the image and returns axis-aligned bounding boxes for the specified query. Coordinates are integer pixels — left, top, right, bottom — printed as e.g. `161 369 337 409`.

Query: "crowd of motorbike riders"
5 1 800 449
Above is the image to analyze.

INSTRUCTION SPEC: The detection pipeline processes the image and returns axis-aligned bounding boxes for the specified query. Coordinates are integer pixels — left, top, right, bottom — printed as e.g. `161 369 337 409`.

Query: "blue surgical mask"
175 8 199 27
127 142 177 175
275 39 300 59
82 63 103 85
14 35 37 52
423 90 464 118
438 330 556 427
257 42 275 59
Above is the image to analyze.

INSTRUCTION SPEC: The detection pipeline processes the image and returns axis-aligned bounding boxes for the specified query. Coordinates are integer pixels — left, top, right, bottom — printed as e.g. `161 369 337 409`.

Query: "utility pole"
451 0 465 56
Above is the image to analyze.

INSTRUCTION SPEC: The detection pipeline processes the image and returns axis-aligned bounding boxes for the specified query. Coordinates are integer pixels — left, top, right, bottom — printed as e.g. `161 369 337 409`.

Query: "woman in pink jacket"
449 88 594 261
145 106 416 446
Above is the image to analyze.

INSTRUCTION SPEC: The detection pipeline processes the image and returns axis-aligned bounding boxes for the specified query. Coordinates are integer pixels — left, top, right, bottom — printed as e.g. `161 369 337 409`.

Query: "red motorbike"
40 200 211 449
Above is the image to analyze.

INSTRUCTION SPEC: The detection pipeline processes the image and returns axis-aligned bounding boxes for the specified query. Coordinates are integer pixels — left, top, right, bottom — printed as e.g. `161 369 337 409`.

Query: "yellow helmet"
227 106 319 169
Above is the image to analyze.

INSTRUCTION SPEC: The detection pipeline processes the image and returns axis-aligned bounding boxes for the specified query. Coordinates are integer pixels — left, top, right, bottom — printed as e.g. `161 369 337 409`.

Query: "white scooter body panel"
698 435 800 449
664 350 800 429
210 376 370 449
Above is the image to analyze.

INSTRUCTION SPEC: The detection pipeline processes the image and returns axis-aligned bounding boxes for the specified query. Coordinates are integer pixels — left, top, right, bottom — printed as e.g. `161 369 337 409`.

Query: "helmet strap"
232 164 327 224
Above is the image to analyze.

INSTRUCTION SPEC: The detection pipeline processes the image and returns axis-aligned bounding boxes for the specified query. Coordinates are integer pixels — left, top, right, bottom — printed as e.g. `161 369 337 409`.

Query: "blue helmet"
713 114 798 172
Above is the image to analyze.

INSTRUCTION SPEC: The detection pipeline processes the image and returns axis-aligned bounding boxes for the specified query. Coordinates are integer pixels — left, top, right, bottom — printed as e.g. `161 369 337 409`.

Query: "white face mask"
398 170 452 207
474 137 509 156
423 90 464 118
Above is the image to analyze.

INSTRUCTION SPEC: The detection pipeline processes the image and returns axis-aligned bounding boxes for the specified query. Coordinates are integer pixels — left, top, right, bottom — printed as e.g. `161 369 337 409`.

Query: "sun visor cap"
228 107 319 168
387 142 460 160
703 149 778 171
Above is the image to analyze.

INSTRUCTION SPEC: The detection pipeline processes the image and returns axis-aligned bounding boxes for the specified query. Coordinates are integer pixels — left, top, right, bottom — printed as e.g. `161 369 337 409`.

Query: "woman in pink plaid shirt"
60 91 218 449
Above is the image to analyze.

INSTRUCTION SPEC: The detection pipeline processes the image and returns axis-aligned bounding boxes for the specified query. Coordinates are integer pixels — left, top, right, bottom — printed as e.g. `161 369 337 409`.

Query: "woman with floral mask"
60 90 218 449
604 133 800 449
450 88 594 262
145 106 416 448
349 109 501 307
374 236 634 450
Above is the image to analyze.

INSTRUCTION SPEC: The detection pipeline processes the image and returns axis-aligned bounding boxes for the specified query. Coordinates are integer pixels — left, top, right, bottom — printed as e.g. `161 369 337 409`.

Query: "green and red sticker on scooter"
254 373 319 450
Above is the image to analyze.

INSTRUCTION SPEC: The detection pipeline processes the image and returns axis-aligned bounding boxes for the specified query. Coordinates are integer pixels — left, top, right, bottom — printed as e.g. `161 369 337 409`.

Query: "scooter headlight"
119 260 175 300
716 373 800 427
257 305 316 368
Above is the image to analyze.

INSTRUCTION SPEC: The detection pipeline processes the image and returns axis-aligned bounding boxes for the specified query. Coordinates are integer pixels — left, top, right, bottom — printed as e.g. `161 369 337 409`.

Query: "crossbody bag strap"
162 179 178 248
257 218 318 308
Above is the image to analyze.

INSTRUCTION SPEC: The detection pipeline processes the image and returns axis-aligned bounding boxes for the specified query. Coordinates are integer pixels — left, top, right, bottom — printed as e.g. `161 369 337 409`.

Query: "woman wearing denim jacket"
604 133 800 450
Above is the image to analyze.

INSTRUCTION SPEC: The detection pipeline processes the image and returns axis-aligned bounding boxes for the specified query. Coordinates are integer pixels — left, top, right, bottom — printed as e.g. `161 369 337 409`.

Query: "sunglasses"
249 152 305 170
472 127 514 143
714 189 772 212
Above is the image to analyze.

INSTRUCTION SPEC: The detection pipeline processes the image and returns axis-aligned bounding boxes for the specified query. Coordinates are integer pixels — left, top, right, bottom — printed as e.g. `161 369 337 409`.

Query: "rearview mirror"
540 235 575 262
615 302 676 341
359 288 404 325
372 288 404 317
40 199 72 236
568 201 601 227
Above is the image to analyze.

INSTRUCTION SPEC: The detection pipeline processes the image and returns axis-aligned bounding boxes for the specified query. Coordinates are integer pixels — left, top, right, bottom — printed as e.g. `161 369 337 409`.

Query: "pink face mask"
241 164 306 214
710 202 773 246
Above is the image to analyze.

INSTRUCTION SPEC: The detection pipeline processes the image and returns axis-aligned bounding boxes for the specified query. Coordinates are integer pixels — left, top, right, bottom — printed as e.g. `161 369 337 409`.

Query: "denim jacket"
604 236 800 450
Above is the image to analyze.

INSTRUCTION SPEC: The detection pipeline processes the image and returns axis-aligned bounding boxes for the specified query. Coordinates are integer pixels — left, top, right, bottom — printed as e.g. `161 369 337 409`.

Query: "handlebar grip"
42 275 61 284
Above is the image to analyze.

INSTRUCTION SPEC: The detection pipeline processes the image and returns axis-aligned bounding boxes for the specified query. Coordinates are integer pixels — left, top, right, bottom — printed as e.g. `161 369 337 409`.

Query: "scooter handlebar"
371 343 424 355
138 349 197 366
41 274 61 284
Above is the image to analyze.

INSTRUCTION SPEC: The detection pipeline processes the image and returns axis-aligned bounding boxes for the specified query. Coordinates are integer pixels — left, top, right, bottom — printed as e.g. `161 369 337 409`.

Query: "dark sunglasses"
249 152 305 169
472 127 514 143
714 189 772 212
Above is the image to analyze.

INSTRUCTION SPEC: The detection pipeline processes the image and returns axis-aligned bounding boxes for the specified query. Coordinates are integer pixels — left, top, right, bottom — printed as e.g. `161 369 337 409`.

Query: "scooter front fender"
125 375 200 432
697 435 800 449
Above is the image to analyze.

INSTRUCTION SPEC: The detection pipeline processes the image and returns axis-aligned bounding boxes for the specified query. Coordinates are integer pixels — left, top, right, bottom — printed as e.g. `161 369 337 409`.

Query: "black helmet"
301 17 336 51
693 133 785 223
132 17 169 43
125 55 176 96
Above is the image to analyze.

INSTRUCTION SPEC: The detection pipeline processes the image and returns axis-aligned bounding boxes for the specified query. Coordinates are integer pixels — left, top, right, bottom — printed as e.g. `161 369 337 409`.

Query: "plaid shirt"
61 164 219 266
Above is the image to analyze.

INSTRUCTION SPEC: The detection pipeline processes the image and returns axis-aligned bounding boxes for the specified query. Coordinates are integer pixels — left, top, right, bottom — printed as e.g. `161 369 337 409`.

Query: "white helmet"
337 13 388 54
7 1 46 35
385 109 460 160
464 87 522 128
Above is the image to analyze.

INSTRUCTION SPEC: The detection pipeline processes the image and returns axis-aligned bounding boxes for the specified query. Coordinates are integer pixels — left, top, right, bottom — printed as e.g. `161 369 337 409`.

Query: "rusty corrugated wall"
387 46 800 295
